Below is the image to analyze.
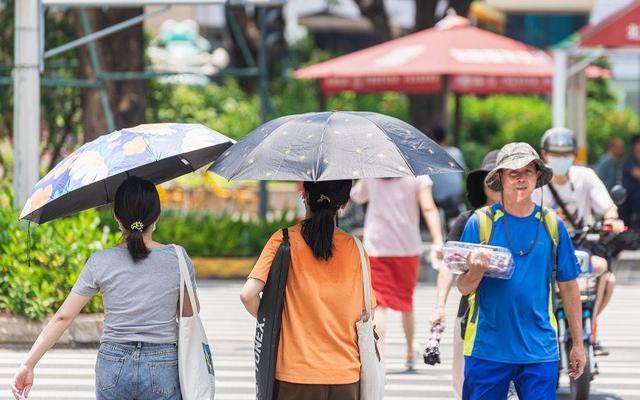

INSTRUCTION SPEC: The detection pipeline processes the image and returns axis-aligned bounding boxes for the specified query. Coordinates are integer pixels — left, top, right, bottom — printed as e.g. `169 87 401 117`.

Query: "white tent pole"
13 0 41 209
575 71 588 164
552 49 568 128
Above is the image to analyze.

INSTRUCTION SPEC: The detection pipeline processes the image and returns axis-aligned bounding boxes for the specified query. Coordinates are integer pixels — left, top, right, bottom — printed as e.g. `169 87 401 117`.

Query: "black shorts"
579 241 613 273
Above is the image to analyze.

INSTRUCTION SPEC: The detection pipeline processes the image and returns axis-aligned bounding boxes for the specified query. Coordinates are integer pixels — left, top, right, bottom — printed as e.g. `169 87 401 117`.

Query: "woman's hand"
11 292 91 400
12 364 33 399
430 307 445 332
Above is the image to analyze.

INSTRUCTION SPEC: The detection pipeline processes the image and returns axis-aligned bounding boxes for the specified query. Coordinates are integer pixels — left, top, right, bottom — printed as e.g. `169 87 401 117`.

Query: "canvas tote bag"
353 236 385 400
174 244 215 400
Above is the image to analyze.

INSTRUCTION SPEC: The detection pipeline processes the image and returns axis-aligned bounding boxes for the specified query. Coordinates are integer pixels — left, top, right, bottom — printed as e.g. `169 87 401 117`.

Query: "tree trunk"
226 5 285 93
410 0 472 138
75 9 146 141
353 0 392 42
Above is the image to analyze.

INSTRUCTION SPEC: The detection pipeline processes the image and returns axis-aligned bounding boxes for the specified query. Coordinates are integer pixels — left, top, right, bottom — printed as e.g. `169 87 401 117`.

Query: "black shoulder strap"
282 228 289 242
547 182 579 231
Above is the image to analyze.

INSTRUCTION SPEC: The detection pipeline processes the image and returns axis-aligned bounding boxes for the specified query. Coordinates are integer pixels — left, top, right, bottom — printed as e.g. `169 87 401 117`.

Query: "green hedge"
1 205 296 320
0 208 118 320
458 95 640 169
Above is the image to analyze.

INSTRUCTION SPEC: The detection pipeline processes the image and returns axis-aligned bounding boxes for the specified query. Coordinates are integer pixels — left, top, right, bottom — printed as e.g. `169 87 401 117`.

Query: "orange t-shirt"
249 224 376 385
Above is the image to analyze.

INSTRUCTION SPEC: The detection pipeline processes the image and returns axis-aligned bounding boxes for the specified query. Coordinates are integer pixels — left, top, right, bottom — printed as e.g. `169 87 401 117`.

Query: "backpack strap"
536 207 559 275
475 206 494 245
536 207 560 317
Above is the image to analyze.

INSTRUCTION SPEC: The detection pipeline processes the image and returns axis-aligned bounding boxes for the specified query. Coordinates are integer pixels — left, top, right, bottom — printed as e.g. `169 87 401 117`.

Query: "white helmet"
540 127 577 153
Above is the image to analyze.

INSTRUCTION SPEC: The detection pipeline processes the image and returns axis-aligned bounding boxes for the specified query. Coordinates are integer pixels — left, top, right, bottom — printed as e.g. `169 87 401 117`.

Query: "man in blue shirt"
457 143 585 400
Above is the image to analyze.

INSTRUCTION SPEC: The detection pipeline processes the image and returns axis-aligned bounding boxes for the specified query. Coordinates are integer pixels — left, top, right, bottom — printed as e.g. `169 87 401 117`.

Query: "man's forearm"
558 280 584 347
603 206 619 220
456 270 483 296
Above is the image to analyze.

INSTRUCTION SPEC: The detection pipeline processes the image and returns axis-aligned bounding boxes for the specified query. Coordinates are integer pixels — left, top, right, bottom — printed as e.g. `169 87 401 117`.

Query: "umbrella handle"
27 221 31 269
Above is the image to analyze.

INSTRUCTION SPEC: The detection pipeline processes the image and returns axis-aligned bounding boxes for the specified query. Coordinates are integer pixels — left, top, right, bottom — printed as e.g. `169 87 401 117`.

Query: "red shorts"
369 256 419 312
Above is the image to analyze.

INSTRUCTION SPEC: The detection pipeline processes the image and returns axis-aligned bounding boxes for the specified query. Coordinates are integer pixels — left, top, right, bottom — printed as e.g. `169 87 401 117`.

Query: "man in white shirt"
533 128 625 355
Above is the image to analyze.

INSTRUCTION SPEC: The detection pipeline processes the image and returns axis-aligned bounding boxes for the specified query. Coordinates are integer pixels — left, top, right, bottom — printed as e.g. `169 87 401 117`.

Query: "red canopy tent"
295 13 606 143
295 14 556 95
579 0 640 48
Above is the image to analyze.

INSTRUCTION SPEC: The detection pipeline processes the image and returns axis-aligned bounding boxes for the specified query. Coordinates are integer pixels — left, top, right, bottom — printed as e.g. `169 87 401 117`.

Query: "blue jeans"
96 342 181 400
463 356 557 400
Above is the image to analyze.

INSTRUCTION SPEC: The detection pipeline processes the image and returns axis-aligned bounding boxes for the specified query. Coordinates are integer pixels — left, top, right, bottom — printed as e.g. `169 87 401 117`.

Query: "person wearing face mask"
534 127 625 356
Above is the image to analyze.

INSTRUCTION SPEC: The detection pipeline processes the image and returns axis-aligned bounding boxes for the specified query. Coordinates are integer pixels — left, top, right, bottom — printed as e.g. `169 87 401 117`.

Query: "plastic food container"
443 241 515 279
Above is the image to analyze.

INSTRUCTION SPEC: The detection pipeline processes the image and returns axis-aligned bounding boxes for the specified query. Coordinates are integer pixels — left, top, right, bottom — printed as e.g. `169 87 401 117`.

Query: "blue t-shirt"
460 203 579 364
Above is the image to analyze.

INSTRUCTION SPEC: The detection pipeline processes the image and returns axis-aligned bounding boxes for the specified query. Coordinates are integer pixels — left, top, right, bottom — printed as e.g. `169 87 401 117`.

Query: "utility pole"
13 0 41 209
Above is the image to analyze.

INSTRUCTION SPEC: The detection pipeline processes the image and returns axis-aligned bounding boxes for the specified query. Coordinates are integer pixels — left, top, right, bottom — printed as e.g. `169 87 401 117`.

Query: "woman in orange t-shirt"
240 180 377 400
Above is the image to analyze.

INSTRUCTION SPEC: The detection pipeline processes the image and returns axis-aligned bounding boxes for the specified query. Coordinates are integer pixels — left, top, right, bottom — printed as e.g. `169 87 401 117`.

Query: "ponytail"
301 180 352 261
126 229 150 262
114 176 161 262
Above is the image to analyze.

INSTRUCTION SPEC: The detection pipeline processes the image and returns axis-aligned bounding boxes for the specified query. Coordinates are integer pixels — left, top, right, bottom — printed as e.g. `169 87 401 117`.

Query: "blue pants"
462 356 557 400
96 342 181 400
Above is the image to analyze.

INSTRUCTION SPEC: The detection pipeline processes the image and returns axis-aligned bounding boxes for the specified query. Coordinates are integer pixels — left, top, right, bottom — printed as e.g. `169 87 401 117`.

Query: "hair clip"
317 194 331 203
130 221 144 231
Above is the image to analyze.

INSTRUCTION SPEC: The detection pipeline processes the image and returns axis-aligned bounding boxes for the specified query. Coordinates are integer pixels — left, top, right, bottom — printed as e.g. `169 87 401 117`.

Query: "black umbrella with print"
209 111 463 181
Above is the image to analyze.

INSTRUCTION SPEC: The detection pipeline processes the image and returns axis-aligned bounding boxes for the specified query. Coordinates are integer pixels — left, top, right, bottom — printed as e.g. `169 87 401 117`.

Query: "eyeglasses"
504 169 538 180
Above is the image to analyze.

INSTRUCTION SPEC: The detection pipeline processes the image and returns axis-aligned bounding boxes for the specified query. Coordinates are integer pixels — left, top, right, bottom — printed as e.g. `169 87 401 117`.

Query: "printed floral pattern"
123 136 149 156
69 151 109 186
19 185 53 219
20 123 232 221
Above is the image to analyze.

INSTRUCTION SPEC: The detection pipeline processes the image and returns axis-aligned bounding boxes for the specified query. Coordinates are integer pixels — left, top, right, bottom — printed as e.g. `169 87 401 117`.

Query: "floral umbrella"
20 123 234 223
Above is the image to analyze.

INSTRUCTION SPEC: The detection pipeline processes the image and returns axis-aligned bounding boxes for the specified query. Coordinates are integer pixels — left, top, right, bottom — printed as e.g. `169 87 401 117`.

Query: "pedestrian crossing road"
1 282 640 399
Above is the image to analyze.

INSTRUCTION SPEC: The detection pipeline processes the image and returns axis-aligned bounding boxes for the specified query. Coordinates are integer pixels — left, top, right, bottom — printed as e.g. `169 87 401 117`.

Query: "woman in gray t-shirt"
12 176 199 400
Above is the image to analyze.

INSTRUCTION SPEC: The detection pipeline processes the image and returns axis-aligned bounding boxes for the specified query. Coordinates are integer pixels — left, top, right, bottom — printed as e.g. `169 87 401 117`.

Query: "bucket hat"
485 142 553 192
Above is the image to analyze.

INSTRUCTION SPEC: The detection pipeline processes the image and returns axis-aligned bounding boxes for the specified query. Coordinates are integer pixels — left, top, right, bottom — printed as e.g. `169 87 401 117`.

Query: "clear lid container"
443 241 515 279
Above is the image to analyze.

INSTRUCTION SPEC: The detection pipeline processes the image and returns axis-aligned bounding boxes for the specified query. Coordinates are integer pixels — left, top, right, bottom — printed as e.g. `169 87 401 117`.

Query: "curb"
192 257 256 280
0 314 103 345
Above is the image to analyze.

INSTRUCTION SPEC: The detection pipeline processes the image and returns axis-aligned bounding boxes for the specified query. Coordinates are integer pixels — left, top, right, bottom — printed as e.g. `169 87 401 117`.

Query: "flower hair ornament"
317 194 331 204
130 221 145 231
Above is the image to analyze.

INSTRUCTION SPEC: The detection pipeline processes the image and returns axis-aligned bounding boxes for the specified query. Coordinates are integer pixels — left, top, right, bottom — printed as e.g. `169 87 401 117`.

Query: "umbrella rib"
103 180 110 203
313 112 332 181
363 115 417 176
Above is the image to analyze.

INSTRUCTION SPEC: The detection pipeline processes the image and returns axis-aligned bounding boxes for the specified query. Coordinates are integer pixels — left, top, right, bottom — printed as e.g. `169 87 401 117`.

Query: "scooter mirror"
610 184 627 205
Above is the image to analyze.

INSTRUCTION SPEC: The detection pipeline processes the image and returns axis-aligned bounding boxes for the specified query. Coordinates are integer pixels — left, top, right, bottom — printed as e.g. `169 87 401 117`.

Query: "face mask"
547 155 574 176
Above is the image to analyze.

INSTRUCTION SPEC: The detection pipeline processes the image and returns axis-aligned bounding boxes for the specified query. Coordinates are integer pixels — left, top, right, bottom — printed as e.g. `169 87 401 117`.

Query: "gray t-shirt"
72 244 197 344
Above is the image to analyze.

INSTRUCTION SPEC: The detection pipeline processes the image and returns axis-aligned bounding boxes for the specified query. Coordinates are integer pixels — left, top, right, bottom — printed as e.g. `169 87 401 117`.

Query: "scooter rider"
534 127 625 355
